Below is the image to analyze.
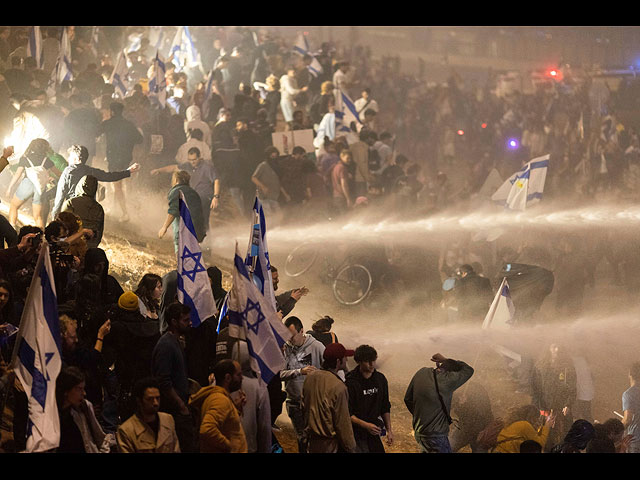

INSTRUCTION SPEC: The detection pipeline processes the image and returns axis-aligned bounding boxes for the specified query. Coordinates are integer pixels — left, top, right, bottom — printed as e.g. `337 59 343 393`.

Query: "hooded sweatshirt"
83 248 124 305
184 105 211 147
280 334 325 401
61 175 105 248
189 385 248 453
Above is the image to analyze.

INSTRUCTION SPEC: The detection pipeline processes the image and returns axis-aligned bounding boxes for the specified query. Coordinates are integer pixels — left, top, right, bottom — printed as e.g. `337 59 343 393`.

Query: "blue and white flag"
57 27 73 83
27 26 42 68
11 242 62 452
293 33 323 78
335 87 361 135
491 154 550 211
109 50 130 99
177 191 217 328
482 277 515 330
149 27 165 54
245 196 277 312
46 27 73 98
169 26 200 72
228 244 291 385
148 51 167 108
126 32 142 54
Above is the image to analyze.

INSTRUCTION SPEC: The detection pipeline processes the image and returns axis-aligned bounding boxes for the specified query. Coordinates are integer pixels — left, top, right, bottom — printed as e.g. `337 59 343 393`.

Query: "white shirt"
354 97 379 115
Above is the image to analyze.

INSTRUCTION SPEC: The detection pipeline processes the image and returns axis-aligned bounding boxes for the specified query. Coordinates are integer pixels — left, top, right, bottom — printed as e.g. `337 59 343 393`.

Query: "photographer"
44 220 82 303
0 230 42 280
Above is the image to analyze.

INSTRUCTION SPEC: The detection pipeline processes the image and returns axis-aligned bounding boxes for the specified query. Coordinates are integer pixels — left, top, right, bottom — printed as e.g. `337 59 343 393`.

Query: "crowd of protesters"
0 25 638 454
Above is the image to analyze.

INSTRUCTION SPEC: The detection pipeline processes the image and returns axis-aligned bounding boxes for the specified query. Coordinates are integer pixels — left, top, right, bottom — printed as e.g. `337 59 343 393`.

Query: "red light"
481 123 487 129
549 70 557 77
457 129 464 136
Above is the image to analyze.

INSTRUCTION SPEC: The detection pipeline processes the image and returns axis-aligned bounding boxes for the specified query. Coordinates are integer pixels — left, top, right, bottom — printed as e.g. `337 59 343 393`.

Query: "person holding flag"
148 51 167 109
109 50 131 100
176 190 217 329
227 242 291 387
158 170 205 253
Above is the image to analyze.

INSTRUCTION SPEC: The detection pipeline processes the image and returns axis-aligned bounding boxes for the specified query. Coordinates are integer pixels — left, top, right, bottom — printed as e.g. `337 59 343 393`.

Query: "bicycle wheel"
333 264 373 306
284 242 319 277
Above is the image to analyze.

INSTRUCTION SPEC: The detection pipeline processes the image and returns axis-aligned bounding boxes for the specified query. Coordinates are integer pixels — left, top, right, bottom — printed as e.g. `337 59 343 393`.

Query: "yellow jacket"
493 420 550 453
189 385 248 453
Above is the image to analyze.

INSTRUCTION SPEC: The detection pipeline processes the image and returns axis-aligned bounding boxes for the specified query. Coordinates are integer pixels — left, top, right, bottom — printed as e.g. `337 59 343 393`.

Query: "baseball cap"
323 343 355 362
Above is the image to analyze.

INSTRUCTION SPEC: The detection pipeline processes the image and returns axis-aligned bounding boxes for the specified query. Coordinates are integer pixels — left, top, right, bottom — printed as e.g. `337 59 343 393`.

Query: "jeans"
416 433 453 453
285 399 308 453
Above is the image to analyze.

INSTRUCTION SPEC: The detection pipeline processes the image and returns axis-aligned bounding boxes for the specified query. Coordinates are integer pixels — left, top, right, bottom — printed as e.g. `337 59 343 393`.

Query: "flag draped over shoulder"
27 26 42 68
109 50 130 99
245 196 277 312
170 26 200 72
482 277 515 330
148 51 167 108
335 87 361 135
491 154 550 211
228 245 291 385
11 242 62 452
177 192 217 328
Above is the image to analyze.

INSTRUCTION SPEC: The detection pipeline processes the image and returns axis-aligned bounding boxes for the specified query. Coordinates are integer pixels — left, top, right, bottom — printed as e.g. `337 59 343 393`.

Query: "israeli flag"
109 50 130 99
10 242 62 452
169 26 200 72
293 33 323 78
148 51 167 108
228 244 291 385
57 27 73 83
45 28 72 106
149 27 165 53
216 292 229 334
126 33 142 54
245 196 277 312
335 87 361 135
27 26 42 68
177 191 217 328
482 278 515 330
491 154 550 211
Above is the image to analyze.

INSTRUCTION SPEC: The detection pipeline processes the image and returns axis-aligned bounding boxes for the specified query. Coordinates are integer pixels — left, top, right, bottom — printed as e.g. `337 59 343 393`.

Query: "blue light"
507 138 519 150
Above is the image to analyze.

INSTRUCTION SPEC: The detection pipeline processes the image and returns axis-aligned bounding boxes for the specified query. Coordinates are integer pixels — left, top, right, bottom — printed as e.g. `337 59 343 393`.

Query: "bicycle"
284 242 373 306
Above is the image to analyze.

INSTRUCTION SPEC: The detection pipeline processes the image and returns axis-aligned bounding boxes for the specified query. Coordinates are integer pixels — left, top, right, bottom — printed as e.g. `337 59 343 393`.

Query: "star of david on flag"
492 154 549 211
11 242 62 452
228 244 292 385
245 196 277 312
177 192 217 328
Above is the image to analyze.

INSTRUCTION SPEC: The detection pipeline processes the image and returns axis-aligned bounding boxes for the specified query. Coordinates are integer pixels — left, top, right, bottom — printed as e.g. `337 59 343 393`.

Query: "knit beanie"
118 291 139 312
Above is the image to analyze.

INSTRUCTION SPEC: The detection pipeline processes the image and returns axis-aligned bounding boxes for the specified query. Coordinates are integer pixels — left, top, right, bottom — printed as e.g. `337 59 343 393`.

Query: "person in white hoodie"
184 105 211 148
281 316 325 453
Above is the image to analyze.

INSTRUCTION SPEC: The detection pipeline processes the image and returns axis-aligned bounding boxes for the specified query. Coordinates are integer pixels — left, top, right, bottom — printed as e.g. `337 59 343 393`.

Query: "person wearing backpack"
404 353 474 453
493 404 557 453
6 138 63 228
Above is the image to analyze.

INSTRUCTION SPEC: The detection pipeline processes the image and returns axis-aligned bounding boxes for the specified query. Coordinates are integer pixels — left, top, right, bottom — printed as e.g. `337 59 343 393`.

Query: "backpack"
476 418 505 451
368 147 381 172
25 156 50 195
